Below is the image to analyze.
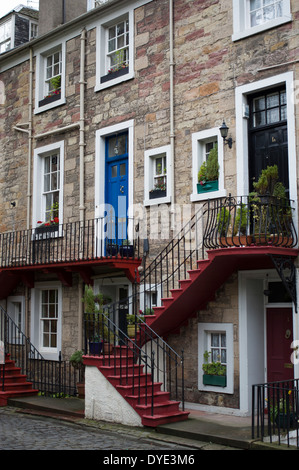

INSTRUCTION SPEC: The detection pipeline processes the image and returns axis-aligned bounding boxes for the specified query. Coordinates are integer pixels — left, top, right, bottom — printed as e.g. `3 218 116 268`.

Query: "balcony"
202 194 297 250
0 216 142 298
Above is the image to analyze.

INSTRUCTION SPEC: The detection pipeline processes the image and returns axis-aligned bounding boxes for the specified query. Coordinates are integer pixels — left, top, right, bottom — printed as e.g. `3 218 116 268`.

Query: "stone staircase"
0 354 39 406
84 347 189 427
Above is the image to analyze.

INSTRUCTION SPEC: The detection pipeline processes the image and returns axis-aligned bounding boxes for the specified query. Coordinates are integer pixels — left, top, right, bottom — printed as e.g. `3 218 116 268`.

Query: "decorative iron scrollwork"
270 255 297 313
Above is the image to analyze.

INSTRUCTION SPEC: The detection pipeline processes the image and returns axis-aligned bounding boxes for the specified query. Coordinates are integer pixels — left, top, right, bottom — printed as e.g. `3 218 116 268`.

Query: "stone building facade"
0 0 298 417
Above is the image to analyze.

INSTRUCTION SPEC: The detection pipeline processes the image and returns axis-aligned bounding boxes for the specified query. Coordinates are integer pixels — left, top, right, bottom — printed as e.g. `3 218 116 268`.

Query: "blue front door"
105 132 128 245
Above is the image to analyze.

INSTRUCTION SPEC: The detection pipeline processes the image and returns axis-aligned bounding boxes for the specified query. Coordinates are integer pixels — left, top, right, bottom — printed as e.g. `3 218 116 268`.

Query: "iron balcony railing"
0 216 141 268
252 379 299 448
0 306 81 396
203 194 297 250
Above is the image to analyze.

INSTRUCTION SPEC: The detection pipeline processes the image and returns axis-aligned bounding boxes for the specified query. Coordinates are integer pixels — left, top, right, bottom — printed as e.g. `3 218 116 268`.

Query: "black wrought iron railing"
252 379 299 448
203 194 297 250
84 308 185 412
0 216 141 268
0 306 80 396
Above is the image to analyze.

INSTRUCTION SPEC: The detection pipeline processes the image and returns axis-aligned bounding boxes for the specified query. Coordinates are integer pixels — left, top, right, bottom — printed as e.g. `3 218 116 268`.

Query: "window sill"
232 16 292 42
190 189 226 202
34 96 66 114
95 70 134 92
144 195 171 207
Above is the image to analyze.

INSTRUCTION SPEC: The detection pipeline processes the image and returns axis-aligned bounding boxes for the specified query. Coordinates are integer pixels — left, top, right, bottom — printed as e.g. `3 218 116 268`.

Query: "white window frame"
87 0 109 10
95 7 134 92
198 323 234 394
34 40 66 113
232 0 292 41
32 141 64 228
144 145 172 206
30 281 62 361
0 19 12 53
190 128 226 202
30 21 38 40
95 119 134 218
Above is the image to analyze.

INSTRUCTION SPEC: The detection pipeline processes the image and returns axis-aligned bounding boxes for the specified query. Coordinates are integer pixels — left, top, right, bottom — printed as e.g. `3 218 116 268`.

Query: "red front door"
266 307 294 383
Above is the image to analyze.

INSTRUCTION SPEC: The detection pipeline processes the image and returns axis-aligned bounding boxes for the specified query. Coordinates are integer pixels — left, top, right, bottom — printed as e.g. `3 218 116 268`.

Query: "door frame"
95 120 134 221
238 269 299 415
235 72 297 207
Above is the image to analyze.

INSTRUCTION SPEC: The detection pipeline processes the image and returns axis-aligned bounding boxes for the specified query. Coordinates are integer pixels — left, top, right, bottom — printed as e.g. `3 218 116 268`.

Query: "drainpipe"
169 0 175 223
79 28 86 223
78 29 86 349
27 47 33 230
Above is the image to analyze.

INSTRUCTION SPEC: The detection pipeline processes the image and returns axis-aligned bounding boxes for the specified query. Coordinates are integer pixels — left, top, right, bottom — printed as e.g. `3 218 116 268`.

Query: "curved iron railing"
203 194 297 250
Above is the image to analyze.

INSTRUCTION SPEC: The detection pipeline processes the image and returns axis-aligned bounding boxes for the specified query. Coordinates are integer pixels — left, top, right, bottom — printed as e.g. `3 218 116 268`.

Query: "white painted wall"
85 365 142 427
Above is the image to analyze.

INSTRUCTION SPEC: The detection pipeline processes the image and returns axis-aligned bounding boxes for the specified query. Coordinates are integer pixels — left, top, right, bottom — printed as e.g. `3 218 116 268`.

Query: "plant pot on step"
103 342 113 354
76 382 85 398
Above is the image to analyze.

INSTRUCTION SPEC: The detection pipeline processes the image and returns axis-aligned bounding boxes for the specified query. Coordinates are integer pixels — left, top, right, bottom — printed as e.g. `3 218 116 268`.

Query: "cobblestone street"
0 408 197 451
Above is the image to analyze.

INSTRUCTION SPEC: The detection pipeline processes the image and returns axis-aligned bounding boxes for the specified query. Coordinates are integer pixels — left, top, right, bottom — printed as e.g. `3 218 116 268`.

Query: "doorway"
248 86 289 194
105 132 129 243
266 307 294 383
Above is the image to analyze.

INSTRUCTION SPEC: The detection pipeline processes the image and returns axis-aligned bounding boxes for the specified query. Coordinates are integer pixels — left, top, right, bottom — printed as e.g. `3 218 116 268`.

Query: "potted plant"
70 350 85 398
35 202 59 236
149 177 167 199
83 285 112 354
106 242 118 256
39 75 61 107
232 203 252 246
202 351 226 387
101 50 129 83
267 390 295 430
126 313 144 338
197 145 219 193
250 165 291 244
119 239 134 258
216 206 232 245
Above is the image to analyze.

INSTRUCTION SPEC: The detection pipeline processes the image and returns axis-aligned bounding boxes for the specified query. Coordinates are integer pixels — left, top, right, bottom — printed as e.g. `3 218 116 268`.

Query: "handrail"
0 215 141 268
84 309 185 412
0 306 80 396
252 379 299 448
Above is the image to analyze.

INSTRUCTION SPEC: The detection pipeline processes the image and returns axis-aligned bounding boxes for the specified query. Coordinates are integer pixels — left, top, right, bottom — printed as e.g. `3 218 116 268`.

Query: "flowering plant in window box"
149 178 167 199
36 217 59 235
39 76 61 107
101 63 129 84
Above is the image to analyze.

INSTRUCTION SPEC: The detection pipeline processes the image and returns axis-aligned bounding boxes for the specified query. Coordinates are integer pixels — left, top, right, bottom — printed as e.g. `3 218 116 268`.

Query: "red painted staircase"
84 348 189 427
0 354 39 406
145 246 299 338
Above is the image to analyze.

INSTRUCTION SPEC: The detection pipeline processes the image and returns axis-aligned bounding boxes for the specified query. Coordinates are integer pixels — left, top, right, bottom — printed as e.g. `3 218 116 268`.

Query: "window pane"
212 349 220 362
109 25 115 39
267 107 279 123
120 163 126 176
211 333 219 347
108 38 115 53
111 165 117 178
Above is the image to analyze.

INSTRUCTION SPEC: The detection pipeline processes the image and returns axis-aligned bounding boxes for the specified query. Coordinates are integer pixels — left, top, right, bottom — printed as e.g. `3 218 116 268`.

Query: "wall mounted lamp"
219 121 233 149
